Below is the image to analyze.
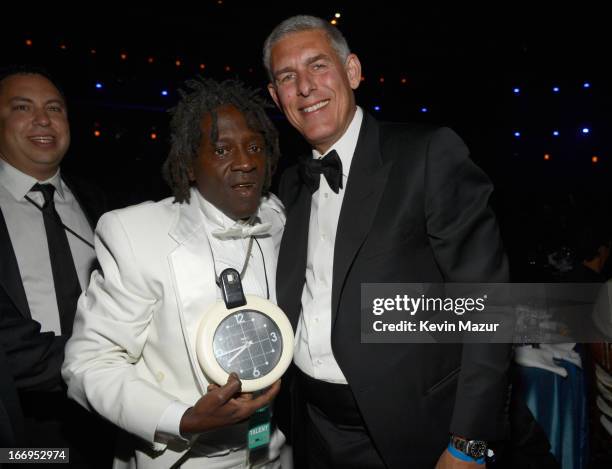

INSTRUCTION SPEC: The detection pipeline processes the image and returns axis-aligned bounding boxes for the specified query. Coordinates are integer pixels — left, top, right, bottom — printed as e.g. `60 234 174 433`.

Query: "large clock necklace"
196 236 294 392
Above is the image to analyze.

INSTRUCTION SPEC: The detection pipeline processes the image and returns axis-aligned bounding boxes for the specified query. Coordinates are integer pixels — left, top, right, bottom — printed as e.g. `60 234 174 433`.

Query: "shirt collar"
312 105 363 179
0 158 64 201
193 188 262 230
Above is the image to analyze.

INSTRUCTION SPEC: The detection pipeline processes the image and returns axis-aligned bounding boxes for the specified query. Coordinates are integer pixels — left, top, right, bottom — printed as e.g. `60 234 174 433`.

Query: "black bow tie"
300 150 343 194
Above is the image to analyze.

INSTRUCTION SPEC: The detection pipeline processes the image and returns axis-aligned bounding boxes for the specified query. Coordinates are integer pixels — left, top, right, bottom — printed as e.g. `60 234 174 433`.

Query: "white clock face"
212 310 283 381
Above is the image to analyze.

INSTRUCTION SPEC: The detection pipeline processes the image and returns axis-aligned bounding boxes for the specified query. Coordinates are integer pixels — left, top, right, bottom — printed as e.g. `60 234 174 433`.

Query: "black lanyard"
24 195 95 249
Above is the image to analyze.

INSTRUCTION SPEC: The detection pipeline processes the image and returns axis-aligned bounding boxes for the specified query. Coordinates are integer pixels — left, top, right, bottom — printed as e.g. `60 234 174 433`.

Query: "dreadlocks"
162 77 280 203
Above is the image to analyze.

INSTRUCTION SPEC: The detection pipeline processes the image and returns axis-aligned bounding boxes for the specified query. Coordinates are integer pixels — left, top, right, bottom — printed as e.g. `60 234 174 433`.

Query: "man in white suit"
62 78 287 468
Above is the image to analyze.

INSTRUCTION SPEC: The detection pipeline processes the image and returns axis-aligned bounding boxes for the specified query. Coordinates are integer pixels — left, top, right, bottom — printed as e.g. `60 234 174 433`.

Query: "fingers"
228 380 282 416
250 379 281 408
213 373 242 402
234 392 253 402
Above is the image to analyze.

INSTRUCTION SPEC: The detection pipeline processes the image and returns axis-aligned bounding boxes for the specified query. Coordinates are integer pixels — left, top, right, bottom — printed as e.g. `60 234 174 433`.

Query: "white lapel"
168 190 218 393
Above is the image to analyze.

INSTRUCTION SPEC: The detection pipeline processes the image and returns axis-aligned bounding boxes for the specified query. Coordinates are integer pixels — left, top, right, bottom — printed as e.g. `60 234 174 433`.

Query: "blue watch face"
212 309 282 380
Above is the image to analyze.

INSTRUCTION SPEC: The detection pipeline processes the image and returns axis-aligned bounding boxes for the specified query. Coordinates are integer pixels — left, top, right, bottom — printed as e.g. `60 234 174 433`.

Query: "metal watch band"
450 435 487 459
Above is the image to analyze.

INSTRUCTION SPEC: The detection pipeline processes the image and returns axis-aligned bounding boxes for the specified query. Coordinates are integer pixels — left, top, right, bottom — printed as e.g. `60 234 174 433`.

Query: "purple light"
161 90 169 97
373 105 381 112
552 130 560 137
420 107 428 113
513 87 520 94
95 82 103 89
514 131 521 138
582 127 590 134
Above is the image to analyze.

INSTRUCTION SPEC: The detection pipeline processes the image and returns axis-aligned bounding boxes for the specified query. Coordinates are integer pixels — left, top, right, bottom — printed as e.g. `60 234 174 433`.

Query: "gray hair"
263 15 351 82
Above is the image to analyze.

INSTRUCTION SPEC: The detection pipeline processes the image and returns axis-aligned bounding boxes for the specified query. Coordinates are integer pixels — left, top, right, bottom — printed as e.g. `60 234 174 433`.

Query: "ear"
345 53 362 90
267 83 281 109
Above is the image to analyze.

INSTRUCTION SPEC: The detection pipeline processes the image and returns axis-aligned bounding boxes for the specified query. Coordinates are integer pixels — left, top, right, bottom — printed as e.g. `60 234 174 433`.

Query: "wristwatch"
450 435 487 459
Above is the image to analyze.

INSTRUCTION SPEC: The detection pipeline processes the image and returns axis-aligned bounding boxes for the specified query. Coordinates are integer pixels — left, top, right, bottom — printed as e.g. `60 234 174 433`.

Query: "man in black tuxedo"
0 65 112 466
264 16 512 468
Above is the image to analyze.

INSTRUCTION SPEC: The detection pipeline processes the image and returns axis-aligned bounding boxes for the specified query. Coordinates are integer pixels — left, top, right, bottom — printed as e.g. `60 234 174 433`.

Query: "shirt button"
321 234 327 240
314 317 319 323
156 371 165 382
323 193 329 199
316 359 323 365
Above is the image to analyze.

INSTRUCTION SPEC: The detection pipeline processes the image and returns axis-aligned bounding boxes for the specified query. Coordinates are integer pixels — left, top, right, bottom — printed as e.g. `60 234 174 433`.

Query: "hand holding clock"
179 372 281 435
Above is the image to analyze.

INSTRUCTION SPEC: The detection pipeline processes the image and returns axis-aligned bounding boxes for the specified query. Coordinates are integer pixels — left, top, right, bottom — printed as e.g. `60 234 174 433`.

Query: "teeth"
30 137 54 143
303 100 329 113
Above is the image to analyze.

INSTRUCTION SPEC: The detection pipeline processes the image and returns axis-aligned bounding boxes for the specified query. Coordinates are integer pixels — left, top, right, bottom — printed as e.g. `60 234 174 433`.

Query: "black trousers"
295 369 386 469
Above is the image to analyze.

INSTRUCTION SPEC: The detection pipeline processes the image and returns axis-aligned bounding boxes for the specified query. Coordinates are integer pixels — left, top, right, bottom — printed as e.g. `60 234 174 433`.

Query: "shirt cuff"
154 401 193 444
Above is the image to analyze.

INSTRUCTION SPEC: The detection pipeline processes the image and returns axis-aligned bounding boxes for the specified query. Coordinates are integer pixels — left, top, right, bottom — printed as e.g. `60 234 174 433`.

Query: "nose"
232 147 256 172
296 73 315 97
32 107 51 127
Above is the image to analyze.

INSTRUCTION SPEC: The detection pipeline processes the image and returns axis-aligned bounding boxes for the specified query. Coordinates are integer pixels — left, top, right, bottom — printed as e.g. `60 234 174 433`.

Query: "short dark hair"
162 77 280 203
0 64 66 99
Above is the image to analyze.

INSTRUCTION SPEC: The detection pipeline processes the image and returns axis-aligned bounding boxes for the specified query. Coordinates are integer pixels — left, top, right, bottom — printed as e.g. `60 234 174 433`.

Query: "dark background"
2 3 611 280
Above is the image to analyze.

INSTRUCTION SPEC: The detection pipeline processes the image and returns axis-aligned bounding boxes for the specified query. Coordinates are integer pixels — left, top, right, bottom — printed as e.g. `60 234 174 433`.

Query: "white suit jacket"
62 189 285 468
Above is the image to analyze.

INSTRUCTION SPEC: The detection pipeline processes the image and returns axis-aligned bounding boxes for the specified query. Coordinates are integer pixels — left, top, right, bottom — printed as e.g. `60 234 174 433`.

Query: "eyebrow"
273 53 331 77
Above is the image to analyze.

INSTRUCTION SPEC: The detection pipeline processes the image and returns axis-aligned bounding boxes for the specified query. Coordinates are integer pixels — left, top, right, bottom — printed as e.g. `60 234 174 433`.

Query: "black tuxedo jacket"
0 173 106 394
276 113 512 468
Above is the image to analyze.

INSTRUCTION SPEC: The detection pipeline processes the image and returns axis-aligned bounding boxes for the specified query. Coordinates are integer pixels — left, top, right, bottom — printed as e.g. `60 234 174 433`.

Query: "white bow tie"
212 220 272 240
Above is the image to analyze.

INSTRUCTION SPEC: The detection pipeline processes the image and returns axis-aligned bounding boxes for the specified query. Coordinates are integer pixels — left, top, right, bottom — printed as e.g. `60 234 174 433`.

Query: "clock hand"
227 341 253 365
217 343 253 358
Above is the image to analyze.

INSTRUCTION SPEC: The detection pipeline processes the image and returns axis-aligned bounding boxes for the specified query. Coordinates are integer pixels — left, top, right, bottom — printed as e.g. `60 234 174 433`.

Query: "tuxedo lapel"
332 115 391 326
276 182 311 330
168 196 218 393
0 208 30 318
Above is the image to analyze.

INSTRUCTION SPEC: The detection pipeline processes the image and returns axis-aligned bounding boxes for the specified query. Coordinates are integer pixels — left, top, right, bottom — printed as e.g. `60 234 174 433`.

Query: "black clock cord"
213 235 270 300
253 237 270 300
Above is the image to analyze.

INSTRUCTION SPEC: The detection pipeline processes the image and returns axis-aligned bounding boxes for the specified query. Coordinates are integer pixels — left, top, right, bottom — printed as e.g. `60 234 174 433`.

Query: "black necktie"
300 150 343 194
31 183 81 336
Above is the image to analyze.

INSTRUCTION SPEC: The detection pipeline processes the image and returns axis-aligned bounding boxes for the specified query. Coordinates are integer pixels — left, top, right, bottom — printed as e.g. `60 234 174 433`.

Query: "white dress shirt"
156 190 286 466
0 158 96 334
294 106 364 384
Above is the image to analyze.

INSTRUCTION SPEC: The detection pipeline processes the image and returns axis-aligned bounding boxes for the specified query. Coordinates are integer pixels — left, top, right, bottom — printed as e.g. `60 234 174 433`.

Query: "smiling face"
189 104 267 220
267 29 361 154
0 73 70 180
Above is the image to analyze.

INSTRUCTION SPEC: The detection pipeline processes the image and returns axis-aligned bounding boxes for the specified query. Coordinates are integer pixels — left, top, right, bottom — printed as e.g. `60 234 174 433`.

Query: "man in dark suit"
0 65 112 467
264 16 512 468
0 344 24 447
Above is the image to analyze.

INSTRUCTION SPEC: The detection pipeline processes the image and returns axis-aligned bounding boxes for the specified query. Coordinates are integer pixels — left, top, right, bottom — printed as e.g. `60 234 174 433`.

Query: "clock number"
253 367 261 378
270 332 278 342
234 313 245 324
